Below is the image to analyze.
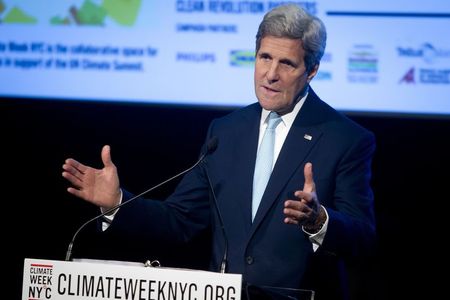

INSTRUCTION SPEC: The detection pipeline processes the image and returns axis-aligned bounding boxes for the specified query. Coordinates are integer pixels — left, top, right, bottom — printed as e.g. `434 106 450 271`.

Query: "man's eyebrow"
258 51 271 57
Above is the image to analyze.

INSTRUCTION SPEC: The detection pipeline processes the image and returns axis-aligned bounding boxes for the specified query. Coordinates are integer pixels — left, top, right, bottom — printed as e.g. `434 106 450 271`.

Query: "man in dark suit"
62 4 375 299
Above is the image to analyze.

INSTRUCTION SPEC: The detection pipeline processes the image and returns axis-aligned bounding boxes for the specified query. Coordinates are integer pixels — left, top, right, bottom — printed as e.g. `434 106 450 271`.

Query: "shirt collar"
260 92 308 129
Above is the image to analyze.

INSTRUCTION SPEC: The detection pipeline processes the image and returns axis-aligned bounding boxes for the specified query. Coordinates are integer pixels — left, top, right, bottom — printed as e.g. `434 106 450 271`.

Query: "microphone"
65 136 219 261
204 165 228 273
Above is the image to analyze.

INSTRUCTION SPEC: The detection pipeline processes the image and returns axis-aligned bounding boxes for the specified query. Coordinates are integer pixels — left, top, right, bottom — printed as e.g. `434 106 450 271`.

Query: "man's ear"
307 64 319 83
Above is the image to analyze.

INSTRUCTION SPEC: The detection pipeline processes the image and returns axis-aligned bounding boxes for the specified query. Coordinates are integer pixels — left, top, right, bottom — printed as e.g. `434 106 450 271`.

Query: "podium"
22 258 242 300
244 284 315 300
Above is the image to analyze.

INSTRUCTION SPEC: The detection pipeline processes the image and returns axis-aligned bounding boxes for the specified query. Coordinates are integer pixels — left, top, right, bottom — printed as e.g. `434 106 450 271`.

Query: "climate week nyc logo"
0 0 142 26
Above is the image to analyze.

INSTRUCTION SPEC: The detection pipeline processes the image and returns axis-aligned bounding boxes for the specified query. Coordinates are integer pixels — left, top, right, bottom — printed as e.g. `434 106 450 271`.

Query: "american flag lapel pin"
304 134 312 141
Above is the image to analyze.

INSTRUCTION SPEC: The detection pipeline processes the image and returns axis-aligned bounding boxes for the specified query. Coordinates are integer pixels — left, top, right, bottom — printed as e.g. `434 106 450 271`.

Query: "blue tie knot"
267 112 282 130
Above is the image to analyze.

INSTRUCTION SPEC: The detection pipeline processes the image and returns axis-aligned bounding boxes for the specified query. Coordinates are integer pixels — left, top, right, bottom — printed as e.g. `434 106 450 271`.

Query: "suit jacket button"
246 256 254 265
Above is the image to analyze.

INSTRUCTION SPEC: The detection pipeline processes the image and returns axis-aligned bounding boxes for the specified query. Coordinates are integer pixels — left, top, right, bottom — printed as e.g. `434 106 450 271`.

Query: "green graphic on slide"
0 0 142 26
73 0 108 25
0 1 37 24
103 0 142 26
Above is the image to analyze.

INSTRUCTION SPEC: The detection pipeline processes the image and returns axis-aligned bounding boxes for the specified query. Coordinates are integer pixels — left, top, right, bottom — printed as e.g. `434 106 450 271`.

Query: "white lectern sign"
22 258 242 300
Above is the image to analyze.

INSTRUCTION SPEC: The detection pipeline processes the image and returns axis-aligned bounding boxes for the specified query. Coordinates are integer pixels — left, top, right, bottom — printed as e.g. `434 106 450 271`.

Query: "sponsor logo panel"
347 44 379 83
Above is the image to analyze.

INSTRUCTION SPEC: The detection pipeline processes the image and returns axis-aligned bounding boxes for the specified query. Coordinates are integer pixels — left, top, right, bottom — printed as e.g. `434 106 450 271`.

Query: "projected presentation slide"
0 0 449 116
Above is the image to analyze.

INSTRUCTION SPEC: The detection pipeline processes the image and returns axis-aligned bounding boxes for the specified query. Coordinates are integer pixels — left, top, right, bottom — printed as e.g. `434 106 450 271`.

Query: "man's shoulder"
214 102 261 125
307 89 374 138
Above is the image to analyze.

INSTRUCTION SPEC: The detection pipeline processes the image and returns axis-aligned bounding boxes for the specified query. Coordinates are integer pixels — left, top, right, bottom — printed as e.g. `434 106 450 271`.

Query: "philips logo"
177 52 215 63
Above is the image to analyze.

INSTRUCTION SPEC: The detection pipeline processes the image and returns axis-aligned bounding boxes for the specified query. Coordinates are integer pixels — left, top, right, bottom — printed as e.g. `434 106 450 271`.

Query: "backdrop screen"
1 0 449 116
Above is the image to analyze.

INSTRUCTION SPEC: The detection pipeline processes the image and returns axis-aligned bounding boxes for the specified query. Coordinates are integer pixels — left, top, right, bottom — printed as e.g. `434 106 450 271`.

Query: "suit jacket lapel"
231 104 262 233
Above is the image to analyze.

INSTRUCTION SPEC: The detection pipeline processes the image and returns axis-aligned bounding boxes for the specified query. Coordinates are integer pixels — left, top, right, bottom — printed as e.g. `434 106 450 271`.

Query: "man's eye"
282 61 295 67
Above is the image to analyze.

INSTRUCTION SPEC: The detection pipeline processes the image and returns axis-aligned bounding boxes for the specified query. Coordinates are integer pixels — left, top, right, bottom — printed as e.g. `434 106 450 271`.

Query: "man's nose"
266 62 280 83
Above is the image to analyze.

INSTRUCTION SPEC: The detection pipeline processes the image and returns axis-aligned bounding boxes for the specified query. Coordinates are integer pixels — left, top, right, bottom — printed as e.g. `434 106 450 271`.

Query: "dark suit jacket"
110 88 376 300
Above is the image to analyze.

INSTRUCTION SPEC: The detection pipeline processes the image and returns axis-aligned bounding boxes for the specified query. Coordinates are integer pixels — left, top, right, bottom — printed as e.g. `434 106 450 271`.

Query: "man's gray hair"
256 4 327 72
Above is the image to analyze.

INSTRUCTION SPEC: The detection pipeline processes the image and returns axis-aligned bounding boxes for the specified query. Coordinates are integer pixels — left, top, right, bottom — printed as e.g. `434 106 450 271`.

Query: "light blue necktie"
252 112 282 221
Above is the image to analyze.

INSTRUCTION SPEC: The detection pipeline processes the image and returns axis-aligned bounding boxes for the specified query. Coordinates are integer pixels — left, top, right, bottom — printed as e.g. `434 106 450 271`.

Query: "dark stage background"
3 99 448 299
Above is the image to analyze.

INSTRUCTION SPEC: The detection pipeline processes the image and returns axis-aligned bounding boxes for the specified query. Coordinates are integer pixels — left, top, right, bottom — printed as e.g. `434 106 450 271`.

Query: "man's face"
254 36 317 115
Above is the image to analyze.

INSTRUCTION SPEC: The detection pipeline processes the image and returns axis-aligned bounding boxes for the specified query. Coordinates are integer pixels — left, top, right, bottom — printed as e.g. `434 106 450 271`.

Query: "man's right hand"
62 145 121 210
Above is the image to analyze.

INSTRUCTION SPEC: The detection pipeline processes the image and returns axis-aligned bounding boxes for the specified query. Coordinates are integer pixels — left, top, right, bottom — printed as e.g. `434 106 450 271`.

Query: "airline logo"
399 67 450 84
